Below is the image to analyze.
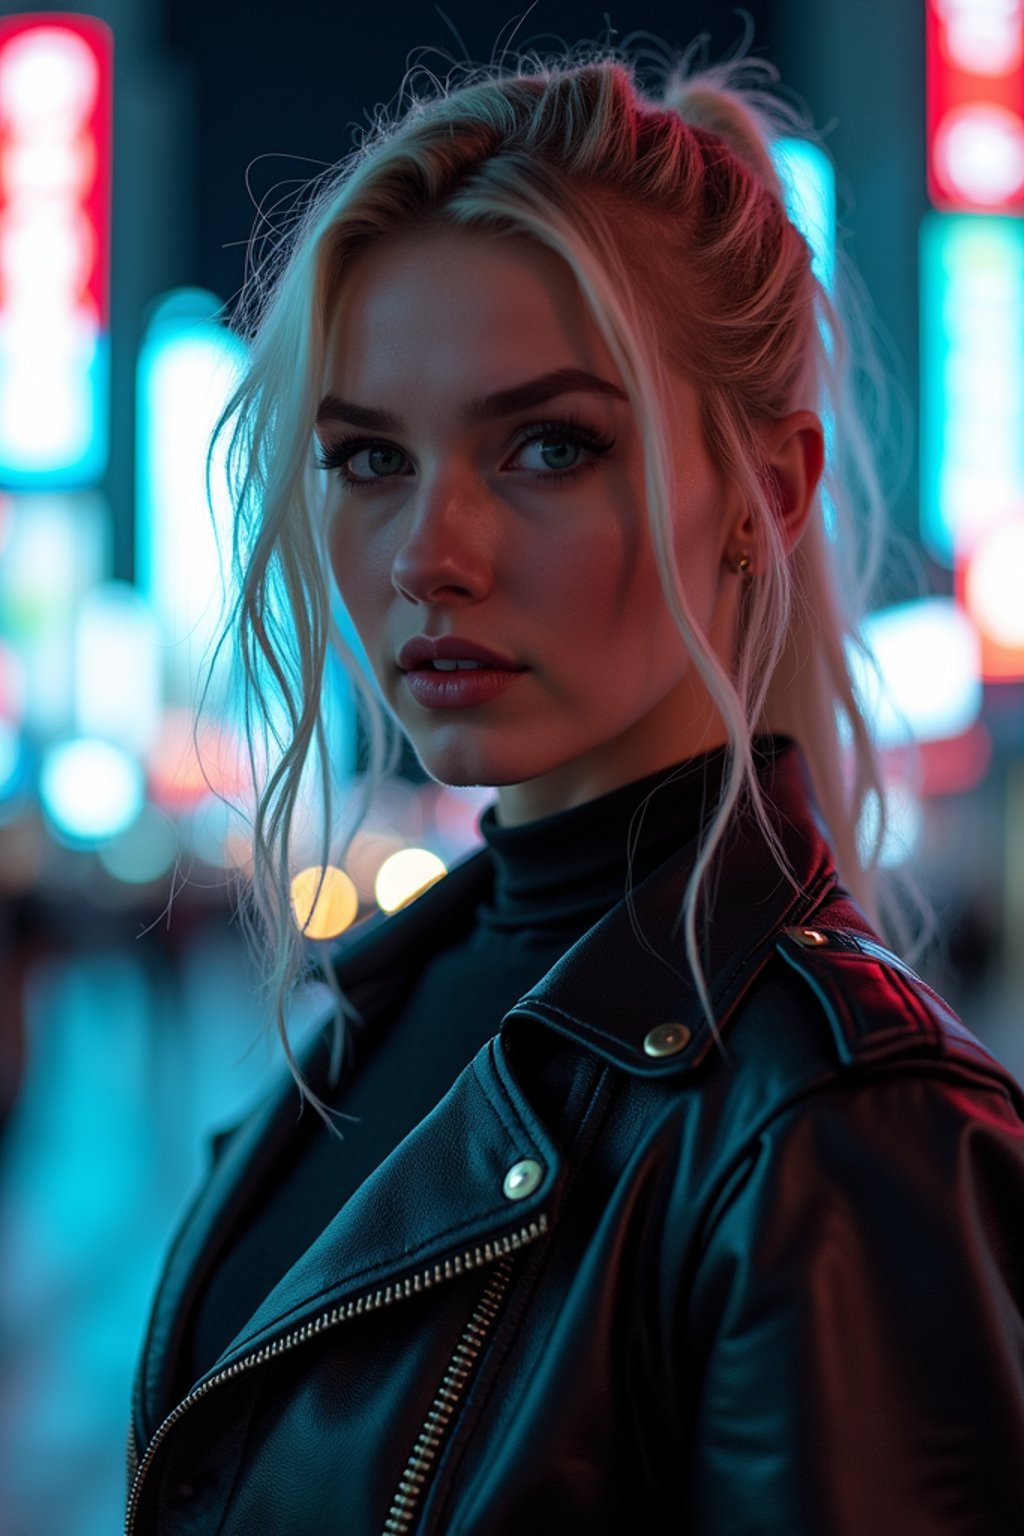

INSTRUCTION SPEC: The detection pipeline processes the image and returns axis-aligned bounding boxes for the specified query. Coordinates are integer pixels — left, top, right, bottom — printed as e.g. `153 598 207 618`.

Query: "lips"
397 636 526 672
403 665 527 709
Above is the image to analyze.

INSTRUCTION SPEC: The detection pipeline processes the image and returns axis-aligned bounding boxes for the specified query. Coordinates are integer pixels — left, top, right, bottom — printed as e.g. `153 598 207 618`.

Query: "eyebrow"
315 367 630 432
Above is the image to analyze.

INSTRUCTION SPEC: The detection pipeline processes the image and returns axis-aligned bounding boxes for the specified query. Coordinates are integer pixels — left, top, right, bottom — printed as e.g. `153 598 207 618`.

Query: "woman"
126 32 1024 1535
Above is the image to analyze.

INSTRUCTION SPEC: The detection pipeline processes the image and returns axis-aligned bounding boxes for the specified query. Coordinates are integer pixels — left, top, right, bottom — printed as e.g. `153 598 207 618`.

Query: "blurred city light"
774 135 836 293
935 103 1024 206
965 518 1024 648
289 864 359 940
73 579 162 756
0 15 113 484
962 518 1024 679
848 596 982 748
375 847 447 912
937 0 1024 75
39 734 145 844
920 213 1024 566
927 0 1024 213
135 288 247 706
0 491 110 736
773 133 838 540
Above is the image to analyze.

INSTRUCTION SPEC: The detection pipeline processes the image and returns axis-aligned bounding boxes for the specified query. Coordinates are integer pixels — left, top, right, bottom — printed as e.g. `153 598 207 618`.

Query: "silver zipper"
126 1372 141 1490
383 1252 514 1534
124 1213 548 1536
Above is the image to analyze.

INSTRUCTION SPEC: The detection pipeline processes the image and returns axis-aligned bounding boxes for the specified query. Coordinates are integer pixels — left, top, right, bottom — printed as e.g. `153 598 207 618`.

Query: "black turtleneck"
176 733 791 1397
476 739 743 933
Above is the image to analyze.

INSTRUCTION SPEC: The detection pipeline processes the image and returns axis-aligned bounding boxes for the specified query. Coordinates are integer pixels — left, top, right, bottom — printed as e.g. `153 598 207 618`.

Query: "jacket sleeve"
683 1066 1024 1536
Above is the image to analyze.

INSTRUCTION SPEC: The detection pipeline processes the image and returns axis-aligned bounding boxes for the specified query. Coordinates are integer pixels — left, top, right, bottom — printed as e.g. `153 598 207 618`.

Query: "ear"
731 410 825 559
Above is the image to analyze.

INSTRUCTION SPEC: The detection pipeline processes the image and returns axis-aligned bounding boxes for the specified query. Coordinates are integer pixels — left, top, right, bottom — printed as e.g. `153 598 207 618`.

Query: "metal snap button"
643 1022 691 1058
503 1158 543 1200
789 927 829 947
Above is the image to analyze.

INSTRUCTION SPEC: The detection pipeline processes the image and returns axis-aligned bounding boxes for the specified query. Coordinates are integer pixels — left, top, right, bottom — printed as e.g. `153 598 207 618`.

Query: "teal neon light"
773 136 838 539
920 212 1024 566
0 335 110 486
135 288 246 705
773 136 836 294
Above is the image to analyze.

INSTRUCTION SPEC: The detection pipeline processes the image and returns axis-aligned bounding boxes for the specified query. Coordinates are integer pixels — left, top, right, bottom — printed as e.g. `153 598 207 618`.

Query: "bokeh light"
965 518 1024 649
940 0 1024 77
289 864 359 939
74 579 162 755
39 735 145 844
848 597 982 747
935 103 1024 207
374 847 447 913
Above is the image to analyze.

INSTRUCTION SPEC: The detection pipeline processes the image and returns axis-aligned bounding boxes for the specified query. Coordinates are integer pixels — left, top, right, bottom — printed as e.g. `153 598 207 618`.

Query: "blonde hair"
202 26 932 1130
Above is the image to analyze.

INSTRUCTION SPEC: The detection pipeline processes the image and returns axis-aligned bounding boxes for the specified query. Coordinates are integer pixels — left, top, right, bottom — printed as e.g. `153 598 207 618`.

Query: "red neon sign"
0 13 113 482
927 0 1024 212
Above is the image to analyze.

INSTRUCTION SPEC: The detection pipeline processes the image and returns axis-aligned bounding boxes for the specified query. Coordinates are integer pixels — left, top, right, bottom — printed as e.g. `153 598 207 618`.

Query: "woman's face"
319 229 745 825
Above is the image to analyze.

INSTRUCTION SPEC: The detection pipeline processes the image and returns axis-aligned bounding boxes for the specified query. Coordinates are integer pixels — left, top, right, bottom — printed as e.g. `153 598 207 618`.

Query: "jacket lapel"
190 1022 564 1377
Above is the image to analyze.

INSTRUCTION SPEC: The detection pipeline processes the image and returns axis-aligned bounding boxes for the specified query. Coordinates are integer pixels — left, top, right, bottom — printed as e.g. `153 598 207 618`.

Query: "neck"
494 692 729 828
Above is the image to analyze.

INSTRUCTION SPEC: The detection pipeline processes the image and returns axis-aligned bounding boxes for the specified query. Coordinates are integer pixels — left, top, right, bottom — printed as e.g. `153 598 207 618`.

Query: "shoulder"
725 916 1024 1128
775 922 1015 1079
674 930 1024 1534
682 924 1024 1305
680 973 1024 1536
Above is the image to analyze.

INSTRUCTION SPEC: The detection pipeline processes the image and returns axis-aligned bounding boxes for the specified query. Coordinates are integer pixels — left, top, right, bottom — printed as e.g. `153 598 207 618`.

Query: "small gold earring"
734 550 753 575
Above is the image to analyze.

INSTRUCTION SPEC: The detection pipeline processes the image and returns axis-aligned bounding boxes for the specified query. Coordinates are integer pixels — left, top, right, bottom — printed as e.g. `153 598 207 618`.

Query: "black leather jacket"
127 742 1024 1534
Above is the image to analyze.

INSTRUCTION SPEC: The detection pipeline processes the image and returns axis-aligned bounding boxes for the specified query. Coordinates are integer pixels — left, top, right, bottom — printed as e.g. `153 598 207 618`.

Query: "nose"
391 489 493 606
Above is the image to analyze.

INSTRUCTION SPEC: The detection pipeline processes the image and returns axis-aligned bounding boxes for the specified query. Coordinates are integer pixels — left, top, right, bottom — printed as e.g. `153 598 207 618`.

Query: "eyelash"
314 412 617 491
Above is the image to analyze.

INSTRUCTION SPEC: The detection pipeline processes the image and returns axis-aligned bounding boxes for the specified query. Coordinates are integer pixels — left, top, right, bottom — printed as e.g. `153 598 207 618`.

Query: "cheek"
326 516 349 592
669 487 727 624
325 520 381 658
326 514 381 615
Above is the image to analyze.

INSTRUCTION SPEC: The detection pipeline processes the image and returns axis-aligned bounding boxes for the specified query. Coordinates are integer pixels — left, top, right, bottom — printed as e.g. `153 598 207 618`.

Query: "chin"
406 732 567 793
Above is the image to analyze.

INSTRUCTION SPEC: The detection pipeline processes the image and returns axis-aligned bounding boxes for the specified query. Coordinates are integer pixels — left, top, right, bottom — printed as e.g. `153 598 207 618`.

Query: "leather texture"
126 742 1024 1534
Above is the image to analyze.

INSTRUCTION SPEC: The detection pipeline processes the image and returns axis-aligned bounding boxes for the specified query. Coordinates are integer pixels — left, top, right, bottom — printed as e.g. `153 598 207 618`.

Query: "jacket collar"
507 738 839 1074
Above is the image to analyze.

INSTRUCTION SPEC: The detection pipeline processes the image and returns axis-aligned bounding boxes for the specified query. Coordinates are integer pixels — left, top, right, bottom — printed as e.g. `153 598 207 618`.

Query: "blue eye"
314 412 617 491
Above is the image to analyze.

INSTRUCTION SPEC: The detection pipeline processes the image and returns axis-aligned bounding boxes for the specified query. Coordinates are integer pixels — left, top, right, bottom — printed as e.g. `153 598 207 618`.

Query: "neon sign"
927 0 1024 211
0 14 112 484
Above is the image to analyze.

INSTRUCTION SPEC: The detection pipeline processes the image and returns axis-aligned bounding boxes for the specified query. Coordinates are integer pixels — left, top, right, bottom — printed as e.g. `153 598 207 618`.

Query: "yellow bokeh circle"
374 848 447 913
289 864 359 939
